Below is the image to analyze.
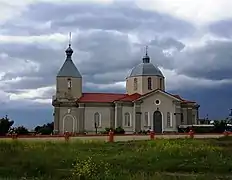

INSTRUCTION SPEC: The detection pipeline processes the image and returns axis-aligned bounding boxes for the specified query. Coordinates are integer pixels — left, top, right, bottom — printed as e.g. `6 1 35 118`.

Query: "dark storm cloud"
173 84 232 119
0 42 64 85
73 31 139 73
1 0 231 97
72 30 187 84
209 19 232 38
1 76 53 91
2 1 195 38
150 37 185 51
0 1 197 93
0 28 185 90
175 40 232 80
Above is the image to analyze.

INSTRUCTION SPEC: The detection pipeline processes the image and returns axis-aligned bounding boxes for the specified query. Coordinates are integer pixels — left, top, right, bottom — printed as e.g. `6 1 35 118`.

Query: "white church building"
52 43 200 134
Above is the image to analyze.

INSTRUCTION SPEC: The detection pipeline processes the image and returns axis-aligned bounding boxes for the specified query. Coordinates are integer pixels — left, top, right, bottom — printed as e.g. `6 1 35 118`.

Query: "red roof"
78 93 126 103
118 93 141 102
77 91 195 103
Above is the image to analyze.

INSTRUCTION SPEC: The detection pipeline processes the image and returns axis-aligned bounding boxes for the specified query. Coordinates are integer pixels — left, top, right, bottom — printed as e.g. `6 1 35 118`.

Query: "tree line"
0 115 54 136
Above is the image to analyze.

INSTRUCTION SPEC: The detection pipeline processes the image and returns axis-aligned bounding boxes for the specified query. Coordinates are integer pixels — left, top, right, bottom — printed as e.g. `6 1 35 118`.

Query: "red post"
150 130 155 140
64 132 70 142
108 130 114 142
189 130 194 139
223 130 229 137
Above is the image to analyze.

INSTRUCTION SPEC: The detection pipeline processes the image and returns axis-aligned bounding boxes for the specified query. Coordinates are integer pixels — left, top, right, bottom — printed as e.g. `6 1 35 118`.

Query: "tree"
213 120 227 133
34 122 54 135
0 115 14 136
14 126 29 135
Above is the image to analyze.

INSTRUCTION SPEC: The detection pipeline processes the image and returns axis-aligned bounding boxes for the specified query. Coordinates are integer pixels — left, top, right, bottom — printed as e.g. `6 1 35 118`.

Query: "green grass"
0 137 232 179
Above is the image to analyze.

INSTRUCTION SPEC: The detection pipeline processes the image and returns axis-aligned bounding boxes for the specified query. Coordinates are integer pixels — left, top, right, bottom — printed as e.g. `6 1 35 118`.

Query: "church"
52 43 200 134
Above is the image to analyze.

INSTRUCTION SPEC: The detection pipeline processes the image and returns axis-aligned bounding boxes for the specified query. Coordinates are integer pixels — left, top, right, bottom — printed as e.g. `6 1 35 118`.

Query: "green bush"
114 127 125 134
14 126 29 135
34 122 53 135
101 127 125 134
137 130 149 135
72 156 111 180
178 125 227 134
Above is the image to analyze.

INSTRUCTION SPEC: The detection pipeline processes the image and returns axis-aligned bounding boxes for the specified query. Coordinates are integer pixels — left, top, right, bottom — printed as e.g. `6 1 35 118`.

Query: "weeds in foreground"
72 156 111 179
0 138 231 179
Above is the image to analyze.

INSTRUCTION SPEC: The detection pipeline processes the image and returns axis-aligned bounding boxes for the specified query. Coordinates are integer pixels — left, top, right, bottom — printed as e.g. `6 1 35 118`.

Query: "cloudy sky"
1 0 232 128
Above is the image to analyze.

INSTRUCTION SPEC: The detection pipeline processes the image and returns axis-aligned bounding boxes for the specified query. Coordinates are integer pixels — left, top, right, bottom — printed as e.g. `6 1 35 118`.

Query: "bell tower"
56 33 82 100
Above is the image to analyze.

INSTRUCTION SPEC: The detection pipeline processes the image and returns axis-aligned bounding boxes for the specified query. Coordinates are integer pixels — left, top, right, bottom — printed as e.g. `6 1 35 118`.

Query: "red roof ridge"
82 92 126 95
116 93 141 101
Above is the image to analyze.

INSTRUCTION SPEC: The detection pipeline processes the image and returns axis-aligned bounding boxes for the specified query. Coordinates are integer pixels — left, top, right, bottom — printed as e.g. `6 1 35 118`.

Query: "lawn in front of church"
0 137 232 180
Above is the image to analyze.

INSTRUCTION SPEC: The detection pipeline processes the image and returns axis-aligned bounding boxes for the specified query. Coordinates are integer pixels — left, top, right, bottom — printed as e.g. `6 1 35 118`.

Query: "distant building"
52 43 200 134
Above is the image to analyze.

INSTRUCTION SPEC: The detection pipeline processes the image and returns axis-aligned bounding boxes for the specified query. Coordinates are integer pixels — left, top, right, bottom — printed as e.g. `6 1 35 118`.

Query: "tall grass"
0 138 231 179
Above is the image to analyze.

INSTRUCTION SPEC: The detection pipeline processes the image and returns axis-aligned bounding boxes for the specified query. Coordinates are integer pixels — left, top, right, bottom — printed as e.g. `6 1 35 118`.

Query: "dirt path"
0 134 225 142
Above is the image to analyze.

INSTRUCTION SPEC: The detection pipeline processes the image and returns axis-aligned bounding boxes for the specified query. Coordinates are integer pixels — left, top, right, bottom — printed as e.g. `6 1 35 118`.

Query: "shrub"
34 122 53 135
178 123 228 134
137 130 149 135
114 127 125 134
38 127 53 135
101 127 125 134
72 156 111 180
14 126 29 135
105 127 114 133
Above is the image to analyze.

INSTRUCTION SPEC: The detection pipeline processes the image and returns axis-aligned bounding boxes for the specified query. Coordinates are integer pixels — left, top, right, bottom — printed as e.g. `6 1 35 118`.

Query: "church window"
167 112 172 127
67 79 72 89
192 114 196 124
181 113 184 124
155 99 160 105
144 112 150 127
124 112 131 127
134 78 138 91
148 77 152 90
160 78 162 89
94 112 101 127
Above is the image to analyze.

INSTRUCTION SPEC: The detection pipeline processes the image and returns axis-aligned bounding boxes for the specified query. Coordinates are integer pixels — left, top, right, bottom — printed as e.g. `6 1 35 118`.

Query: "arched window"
144 112 150 127
181 113 184 124
67 78 72 89
124 112 131 127
134 78 138 91
192 114 196 124
94 112 101 127
167 112 171 127
148 77 152 90
159 78 162 89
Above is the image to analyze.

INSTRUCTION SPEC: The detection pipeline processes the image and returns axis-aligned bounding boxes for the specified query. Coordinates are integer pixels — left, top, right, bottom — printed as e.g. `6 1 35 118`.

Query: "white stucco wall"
58 107 79 134
122 105 134 133
84 106 111 132
140 91 179 132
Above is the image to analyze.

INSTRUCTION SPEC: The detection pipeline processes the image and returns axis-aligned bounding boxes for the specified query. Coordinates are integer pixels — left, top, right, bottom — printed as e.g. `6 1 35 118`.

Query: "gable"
134 89 181 102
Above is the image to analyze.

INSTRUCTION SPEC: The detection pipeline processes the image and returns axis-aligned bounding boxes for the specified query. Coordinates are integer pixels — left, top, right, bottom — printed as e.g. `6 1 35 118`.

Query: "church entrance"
153 111 162 133
63 115 75 133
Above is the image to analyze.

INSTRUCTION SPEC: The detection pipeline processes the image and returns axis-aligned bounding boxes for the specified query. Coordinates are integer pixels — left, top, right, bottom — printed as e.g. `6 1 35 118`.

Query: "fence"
0 130 231 142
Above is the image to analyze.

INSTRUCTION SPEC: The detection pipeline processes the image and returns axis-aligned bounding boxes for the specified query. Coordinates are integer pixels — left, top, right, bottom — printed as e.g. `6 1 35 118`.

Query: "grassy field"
0 137 232 180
